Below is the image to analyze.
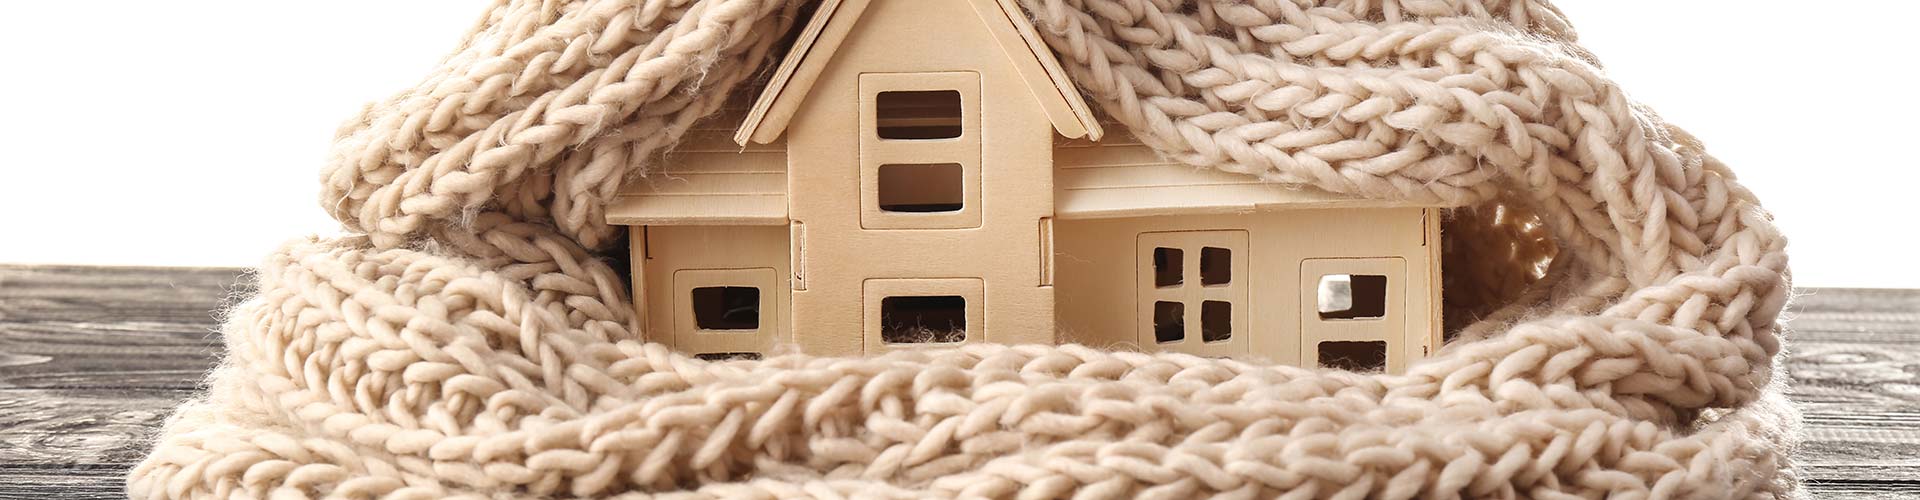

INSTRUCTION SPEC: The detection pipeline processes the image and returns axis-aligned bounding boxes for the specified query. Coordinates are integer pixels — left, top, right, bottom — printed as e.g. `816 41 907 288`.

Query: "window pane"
691 286 760 330
1318 341 1386 372
877 163 963 213
1153 301 1184 344
1316 274 1387 319
1201 300 1230 343
882 295 967 344
876 90 961 139
1200 247 1231 286
1153 247 1183 288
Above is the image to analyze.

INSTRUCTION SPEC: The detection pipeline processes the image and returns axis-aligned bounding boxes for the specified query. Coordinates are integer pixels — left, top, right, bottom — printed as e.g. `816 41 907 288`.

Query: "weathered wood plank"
0 388 187 466
0 266 235 392
0 467 130 500
0 265 1917 496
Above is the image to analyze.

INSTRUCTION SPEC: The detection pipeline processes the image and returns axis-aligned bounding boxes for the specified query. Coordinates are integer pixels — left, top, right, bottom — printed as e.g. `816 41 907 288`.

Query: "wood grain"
1 265 1916 498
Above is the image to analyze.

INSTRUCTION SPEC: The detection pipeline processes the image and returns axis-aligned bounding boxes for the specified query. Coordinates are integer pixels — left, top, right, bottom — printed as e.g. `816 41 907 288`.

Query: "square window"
876 90 962 139
1200 247 1231 286
881 295 967 344
1153 301 1185 344
1318 341 1386 372
1153 247 1183 288
877 163 963 213
1317 274 1388 320
690 286 761 330
1201 300 1230 343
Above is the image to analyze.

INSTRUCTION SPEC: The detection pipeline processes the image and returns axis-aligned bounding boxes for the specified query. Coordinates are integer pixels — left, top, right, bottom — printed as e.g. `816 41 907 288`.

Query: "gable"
733 0 1101 145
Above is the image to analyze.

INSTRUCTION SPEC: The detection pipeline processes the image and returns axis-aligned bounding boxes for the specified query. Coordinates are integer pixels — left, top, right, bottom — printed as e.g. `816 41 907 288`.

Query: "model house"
605 0 1443 373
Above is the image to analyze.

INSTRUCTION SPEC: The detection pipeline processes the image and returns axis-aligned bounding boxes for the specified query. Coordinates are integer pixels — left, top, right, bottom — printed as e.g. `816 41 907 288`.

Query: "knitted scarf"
130 0 1798 498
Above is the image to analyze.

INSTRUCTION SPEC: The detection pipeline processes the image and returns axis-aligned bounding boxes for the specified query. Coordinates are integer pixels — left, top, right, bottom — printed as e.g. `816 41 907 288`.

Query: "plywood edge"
605 194 789 226
1055 184 1438 220
986 0 1101 140
1423 207 1445 355
734 0 872 145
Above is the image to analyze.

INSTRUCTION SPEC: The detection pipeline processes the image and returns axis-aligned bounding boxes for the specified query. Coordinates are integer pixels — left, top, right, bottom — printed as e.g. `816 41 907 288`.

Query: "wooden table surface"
2 265 1917 499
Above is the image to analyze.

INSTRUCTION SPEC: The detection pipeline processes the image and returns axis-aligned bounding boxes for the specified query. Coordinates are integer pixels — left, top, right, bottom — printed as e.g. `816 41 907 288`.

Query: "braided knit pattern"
130 0 1799 498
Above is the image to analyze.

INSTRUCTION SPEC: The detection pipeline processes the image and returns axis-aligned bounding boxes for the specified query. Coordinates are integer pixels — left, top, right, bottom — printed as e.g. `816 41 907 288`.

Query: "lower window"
880 295 967 344
863 278 984 352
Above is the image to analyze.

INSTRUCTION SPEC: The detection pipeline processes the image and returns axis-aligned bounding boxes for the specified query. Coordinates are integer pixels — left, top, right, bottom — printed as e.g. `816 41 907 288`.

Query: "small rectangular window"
1153 247 1183 288
877 163 963 213
1153 301 1185 344
691 286 761 330
1200 247 1231 286
1201 300 1230 343
1318 341 1386 372
695 352 763 361
876 90 962 139
1317 274 1388 320
882 295 967 344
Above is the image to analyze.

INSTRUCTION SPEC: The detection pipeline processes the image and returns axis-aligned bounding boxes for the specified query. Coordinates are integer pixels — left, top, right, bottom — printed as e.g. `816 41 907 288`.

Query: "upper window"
875 90 962 139
859 72 981 230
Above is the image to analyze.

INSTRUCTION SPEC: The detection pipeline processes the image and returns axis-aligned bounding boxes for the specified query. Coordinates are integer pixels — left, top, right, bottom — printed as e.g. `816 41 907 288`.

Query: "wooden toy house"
606 0 1442 372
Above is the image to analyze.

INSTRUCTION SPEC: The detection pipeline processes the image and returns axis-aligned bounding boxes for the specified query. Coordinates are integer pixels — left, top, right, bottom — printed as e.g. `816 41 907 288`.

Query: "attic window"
1317 274 1387 320
878 163 963 213
881 295 967 344
691 286 761 330
876 90 962 139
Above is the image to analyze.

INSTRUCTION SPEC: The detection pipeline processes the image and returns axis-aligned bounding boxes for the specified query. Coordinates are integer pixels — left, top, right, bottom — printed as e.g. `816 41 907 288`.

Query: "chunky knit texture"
130 0 1798 498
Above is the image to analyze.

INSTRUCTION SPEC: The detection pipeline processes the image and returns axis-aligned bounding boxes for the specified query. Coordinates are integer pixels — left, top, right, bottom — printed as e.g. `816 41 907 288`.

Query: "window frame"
858 72 982 230
1299 258 1407 372
863 278 984 353
1136 230 1249 357
672 268 778 357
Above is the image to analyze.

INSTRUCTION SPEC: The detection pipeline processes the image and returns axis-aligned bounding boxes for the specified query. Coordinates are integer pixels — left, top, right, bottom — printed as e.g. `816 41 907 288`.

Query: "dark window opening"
882 295 967 344
1153 247 1183 288
691 286 761 330
877 163 963 213
1201 300 1230 343
1153 301 1184 344
1200 247 1231 286
876 90 962 139
1318 341 1386 372
695 352 763 361
1317 274 1388 320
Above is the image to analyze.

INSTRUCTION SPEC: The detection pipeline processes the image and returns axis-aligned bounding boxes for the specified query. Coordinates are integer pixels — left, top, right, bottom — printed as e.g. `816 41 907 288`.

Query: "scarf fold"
131 0 1798 498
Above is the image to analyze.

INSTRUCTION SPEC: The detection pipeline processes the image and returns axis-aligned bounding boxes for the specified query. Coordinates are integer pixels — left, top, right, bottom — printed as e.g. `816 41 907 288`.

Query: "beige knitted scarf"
130 0 1798 498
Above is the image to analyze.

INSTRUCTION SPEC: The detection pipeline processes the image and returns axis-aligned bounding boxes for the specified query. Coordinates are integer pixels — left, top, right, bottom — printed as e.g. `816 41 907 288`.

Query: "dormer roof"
732 0 1102 145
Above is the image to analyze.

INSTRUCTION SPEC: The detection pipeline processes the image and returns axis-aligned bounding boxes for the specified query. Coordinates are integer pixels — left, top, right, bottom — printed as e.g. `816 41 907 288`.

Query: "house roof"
1050 127 1433 219
606 111 789 226
732 0 1102 145
606 117 1427 226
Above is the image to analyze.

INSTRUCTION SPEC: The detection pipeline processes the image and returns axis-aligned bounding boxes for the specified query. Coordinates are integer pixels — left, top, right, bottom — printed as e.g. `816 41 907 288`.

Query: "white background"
0 1 1914 288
